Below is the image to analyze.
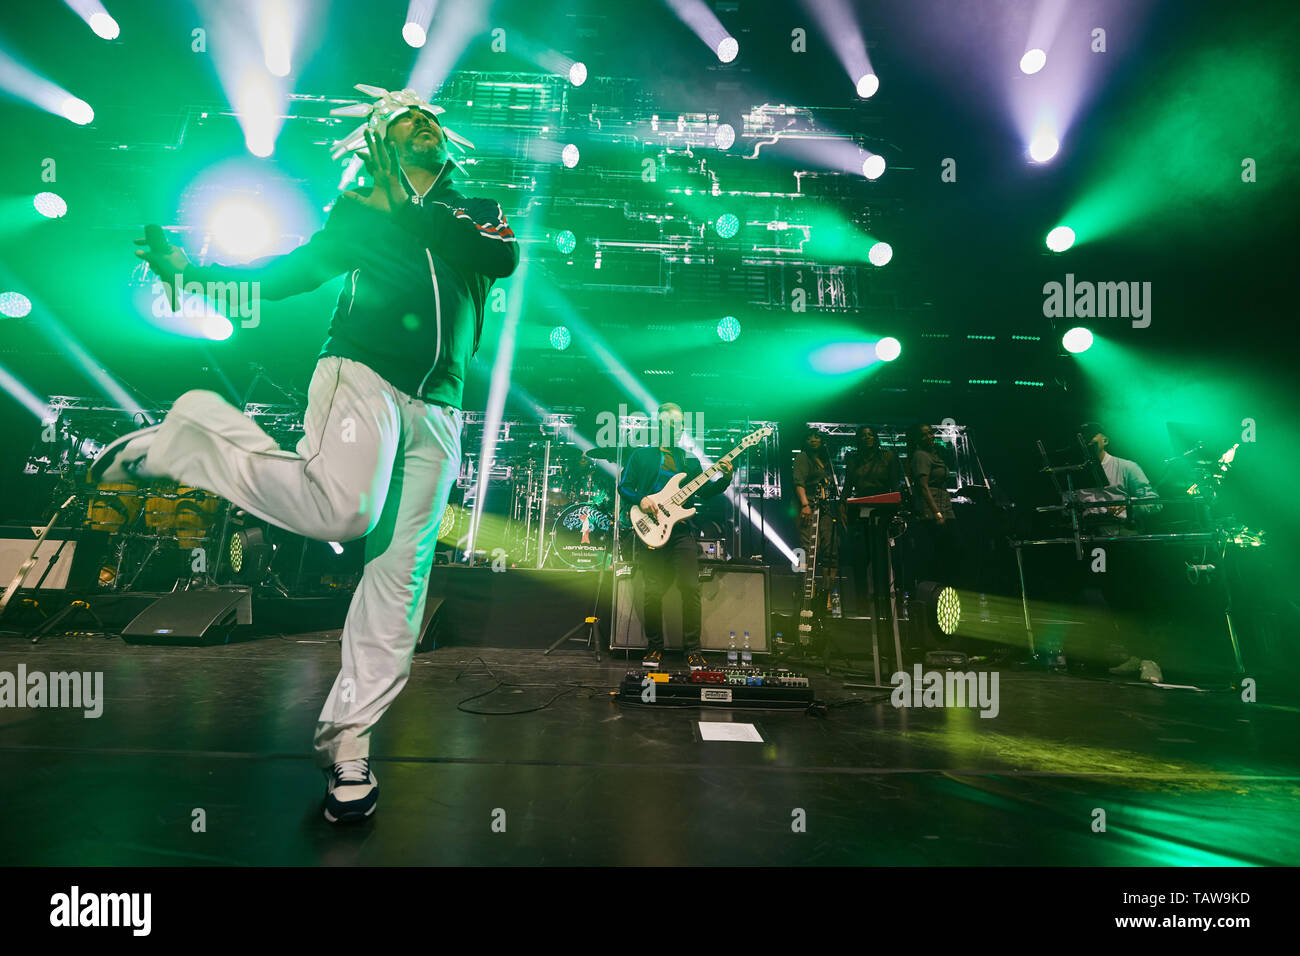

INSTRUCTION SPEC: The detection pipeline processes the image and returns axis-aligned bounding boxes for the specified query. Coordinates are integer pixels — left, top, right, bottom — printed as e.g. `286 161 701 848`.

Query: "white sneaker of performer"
141 355 461 775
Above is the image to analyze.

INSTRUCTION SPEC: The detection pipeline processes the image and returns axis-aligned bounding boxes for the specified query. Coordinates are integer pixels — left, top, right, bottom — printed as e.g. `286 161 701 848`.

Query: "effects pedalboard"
618 668 815 708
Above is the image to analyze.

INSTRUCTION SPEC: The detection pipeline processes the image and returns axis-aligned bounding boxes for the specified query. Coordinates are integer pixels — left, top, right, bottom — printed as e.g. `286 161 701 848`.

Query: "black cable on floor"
451 655 609 715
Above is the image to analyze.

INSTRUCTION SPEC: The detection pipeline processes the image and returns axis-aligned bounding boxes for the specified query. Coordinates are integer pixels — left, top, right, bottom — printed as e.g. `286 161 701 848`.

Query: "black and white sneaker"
685 649 708 671
89 424 162 483
642 647 664 669
323 758 378 824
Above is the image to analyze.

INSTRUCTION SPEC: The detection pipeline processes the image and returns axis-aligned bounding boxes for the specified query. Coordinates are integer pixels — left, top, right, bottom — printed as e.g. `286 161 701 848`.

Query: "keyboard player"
841 426 902 617
1077 422 1163 525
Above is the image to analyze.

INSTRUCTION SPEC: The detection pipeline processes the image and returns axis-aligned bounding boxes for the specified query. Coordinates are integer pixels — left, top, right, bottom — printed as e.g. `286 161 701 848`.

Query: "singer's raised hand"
133 234 191 285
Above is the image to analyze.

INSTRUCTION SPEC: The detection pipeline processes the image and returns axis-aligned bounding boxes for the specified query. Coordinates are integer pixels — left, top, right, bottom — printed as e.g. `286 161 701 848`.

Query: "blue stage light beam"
61 0 120 39
663 0 738 63
0 47 94 124
802 0 877 99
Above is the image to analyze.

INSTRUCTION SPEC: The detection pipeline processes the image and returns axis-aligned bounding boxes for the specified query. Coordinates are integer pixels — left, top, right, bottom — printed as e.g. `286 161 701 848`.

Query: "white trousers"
144 356 462 766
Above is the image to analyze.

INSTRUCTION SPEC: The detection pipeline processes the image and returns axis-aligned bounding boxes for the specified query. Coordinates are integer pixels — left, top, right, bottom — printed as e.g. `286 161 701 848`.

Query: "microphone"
145 224 178 312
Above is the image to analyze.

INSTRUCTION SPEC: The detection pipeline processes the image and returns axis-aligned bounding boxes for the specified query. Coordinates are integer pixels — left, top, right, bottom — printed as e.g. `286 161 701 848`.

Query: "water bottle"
741 630 752 664
979 593 991 623
831 589 842 618
728 629 738 664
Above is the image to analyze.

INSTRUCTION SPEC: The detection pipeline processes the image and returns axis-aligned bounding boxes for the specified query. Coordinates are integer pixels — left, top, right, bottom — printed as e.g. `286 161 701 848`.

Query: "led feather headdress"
329 83 476 169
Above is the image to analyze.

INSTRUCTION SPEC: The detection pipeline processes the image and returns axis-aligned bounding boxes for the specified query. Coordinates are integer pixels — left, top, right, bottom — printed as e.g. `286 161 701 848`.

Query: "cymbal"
582 446 624 462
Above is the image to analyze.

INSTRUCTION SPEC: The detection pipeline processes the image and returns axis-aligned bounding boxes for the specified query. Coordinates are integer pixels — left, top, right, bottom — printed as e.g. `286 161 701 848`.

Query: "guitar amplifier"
610 561 771 653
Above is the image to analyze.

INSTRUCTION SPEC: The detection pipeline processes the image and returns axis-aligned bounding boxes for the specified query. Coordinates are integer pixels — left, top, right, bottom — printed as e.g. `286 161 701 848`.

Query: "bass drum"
549 503 613 570
437 501 467 547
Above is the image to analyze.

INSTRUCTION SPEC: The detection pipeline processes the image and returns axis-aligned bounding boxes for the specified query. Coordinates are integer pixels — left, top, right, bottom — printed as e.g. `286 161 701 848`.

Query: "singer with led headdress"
90 85 518 824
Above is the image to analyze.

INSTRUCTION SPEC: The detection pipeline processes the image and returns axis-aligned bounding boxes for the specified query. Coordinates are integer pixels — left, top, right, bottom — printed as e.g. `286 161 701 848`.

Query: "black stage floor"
2 633 1298 866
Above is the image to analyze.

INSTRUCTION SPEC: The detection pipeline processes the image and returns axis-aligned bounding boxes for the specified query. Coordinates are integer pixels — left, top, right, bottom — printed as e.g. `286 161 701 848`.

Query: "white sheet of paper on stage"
698 721 763 742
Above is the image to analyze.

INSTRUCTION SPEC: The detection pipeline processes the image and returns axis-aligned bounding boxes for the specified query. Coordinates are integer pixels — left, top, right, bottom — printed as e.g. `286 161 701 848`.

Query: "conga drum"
86 482 142 533
145 484 221 548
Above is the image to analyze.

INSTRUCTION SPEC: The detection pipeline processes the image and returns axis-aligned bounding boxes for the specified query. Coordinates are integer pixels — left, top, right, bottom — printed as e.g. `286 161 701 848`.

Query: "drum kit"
84 479 227 587
22 401 231 591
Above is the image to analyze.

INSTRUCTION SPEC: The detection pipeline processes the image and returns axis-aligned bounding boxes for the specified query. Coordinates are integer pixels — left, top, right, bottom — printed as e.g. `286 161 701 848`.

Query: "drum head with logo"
550 504 612 569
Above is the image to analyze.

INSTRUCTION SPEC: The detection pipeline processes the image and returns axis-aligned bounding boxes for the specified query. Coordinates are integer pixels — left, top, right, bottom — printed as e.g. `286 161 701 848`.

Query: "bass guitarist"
617 403 732 671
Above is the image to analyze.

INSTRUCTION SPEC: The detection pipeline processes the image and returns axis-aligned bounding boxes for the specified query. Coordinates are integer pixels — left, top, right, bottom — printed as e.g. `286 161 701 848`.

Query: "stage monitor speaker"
415 595 445 652
121 587 253 646
611 562 770 653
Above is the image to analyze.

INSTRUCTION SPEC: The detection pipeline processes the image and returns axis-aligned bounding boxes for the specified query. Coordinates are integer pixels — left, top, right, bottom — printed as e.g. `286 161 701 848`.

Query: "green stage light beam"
0 266 154 421
0 360 50 419
1061 15 1300 245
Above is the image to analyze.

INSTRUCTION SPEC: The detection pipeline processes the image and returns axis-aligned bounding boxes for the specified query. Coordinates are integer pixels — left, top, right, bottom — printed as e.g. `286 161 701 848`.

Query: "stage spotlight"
1062 326 1093 354
1020 48 1047 75
550 326 572 350
1029 134 1059 163
562 143 580 168
1045 225 1075 252
228 526 273 583
88 12 120 40
202 313 234 341
715 213 739 238
0 292 33 318
875 336 901 362
714 123 735 149
716 315 741 342
60 97 94 125
861 154 886 180
209 200 274 259
916 581 962 640
569 62 587 86
235 73 279 157
856 73 879 98
260 0 293 77
403 22 427 47
33 192 67 218
868 241 893 266
716 36 738 62
554 229 576 255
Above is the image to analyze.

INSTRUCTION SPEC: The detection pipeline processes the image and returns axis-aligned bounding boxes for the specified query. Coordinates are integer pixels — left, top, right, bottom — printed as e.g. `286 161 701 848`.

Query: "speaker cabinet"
0 526 104 592
422 566 610 649
121 587 253 646
611 561 770 653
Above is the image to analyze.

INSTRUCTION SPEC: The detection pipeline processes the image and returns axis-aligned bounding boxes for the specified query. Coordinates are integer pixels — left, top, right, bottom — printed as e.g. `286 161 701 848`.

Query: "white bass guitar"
629 426 772 547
